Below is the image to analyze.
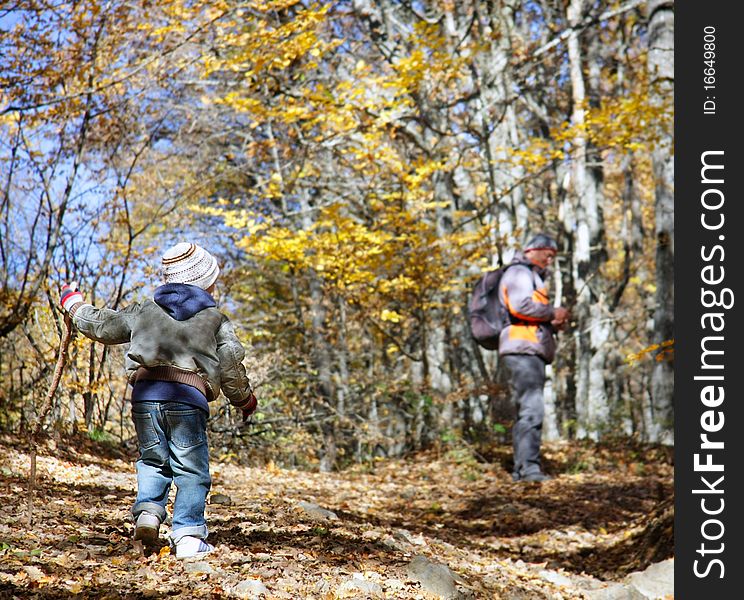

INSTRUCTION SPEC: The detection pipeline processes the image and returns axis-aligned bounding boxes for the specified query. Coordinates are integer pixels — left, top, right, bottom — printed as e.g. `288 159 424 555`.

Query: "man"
498 234 569 483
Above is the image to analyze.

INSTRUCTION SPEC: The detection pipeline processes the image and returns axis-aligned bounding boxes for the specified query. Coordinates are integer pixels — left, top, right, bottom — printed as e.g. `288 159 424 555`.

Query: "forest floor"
0 432 673 599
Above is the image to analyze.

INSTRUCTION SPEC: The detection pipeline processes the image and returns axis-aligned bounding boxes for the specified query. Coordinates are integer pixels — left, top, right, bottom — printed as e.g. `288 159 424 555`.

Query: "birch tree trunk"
473 1 524 260
459 1 535 437
565 0 610 439
647 0 674 443
298 192 337 471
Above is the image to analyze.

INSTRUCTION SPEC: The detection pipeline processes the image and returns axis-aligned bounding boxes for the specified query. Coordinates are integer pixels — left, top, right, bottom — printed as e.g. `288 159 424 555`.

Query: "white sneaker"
134 512 160 544
175 535 214 559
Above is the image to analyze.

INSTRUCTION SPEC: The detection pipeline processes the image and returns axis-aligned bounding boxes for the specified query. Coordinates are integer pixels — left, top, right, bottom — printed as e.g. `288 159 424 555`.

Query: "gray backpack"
467 266 512 350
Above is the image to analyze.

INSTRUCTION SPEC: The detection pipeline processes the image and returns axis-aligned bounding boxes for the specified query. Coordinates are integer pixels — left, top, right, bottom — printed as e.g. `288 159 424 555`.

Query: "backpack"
468 266 512 350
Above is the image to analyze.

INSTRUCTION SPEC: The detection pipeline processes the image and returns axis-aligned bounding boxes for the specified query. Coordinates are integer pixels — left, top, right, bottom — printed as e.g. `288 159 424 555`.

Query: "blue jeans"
131 402 211 543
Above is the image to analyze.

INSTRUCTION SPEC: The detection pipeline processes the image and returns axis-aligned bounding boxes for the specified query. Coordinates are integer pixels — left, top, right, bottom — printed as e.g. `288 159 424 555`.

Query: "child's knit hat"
161 242 220 290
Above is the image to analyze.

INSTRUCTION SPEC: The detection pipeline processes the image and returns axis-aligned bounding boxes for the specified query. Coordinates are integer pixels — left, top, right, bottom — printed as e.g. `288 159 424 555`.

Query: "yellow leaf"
380 309 402 323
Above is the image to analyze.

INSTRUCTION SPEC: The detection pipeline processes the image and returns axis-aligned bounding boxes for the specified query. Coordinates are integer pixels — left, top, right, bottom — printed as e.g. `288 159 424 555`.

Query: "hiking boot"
175 536 214 560
520 472 553 483
133 512 161 544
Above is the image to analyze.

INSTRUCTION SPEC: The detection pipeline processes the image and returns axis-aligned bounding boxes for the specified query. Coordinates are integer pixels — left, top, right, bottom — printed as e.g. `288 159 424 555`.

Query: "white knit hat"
161 242 220 289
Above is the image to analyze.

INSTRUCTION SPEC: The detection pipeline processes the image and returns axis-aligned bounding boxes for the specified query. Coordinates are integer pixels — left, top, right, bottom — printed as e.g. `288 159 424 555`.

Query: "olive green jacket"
71 296 252 405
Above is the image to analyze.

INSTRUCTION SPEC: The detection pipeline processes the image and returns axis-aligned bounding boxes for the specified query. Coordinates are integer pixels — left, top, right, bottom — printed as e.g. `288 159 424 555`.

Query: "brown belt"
131 366 213 401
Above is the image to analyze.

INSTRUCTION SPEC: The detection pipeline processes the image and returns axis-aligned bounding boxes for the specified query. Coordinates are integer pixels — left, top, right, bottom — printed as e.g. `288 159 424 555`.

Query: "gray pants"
501 354 546 479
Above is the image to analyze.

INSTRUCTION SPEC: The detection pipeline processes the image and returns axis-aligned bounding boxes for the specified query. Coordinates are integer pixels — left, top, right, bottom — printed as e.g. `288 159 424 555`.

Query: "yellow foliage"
380 310 403 323
216 193 489 337
625 339 674 366
553 90 672 152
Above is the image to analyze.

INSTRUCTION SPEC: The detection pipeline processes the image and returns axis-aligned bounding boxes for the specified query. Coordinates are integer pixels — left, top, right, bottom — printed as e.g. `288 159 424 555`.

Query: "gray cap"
524 233 558 252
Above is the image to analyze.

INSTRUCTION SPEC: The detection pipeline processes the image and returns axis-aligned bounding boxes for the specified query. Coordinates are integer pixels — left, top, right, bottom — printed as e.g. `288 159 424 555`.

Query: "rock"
382 577 407 592
230 579 269 598
313 578 332 595
537 567 639 600
210 493 232 505
297 501 338 521
538 569 576 588
625 558 674 599
183 560 214 574
407 555 462 599
252 552 273 562
584 583 647 600
336 575 384 598
380 534 408 552
572 559 673 600
394 528 427 546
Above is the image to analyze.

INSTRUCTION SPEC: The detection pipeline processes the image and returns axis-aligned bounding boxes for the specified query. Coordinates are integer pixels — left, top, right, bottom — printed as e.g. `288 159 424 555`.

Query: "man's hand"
60 282 84 314
551 306 570 331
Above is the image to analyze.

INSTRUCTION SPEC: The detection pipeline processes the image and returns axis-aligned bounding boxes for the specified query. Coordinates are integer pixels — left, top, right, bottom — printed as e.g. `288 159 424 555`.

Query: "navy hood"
154 283 216 321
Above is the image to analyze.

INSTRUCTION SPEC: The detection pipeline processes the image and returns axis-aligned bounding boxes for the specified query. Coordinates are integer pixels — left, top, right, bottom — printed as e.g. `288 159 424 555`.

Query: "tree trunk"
647 0 674 443
299 192 337 471
565 0 610 439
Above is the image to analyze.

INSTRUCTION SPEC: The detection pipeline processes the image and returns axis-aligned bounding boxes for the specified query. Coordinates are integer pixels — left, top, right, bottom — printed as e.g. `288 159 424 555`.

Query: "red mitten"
235 391 257 421
60 282 84 314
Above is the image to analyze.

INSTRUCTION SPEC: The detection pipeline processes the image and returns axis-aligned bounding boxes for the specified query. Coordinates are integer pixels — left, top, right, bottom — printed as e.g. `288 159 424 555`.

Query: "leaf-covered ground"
0 433 673 599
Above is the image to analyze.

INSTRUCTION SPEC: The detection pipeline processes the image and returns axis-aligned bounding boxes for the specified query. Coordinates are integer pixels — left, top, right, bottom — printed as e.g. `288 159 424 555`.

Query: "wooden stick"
27 312 73 526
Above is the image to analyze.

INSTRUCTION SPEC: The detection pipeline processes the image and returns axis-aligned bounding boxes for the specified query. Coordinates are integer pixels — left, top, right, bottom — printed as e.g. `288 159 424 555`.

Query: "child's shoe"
133 512 160 544
175 535 214 559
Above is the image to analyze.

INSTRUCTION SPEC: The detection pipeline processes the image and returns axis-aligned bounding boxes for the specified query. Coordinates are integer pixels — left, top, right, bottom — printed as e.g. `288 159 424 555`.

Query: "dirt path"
0 434 672 598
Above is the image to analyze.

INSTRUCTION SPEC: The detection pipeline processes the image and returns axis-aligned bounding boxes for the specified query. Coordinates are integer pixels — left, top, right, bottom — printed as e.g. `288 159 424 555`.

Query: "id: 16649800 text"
703 25 716 115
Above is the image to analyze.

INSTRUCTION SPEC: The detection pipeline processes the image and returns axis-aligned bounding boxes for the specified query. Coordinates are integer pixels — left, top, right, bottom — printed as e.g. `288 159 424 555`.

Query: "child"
59 242 257 559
